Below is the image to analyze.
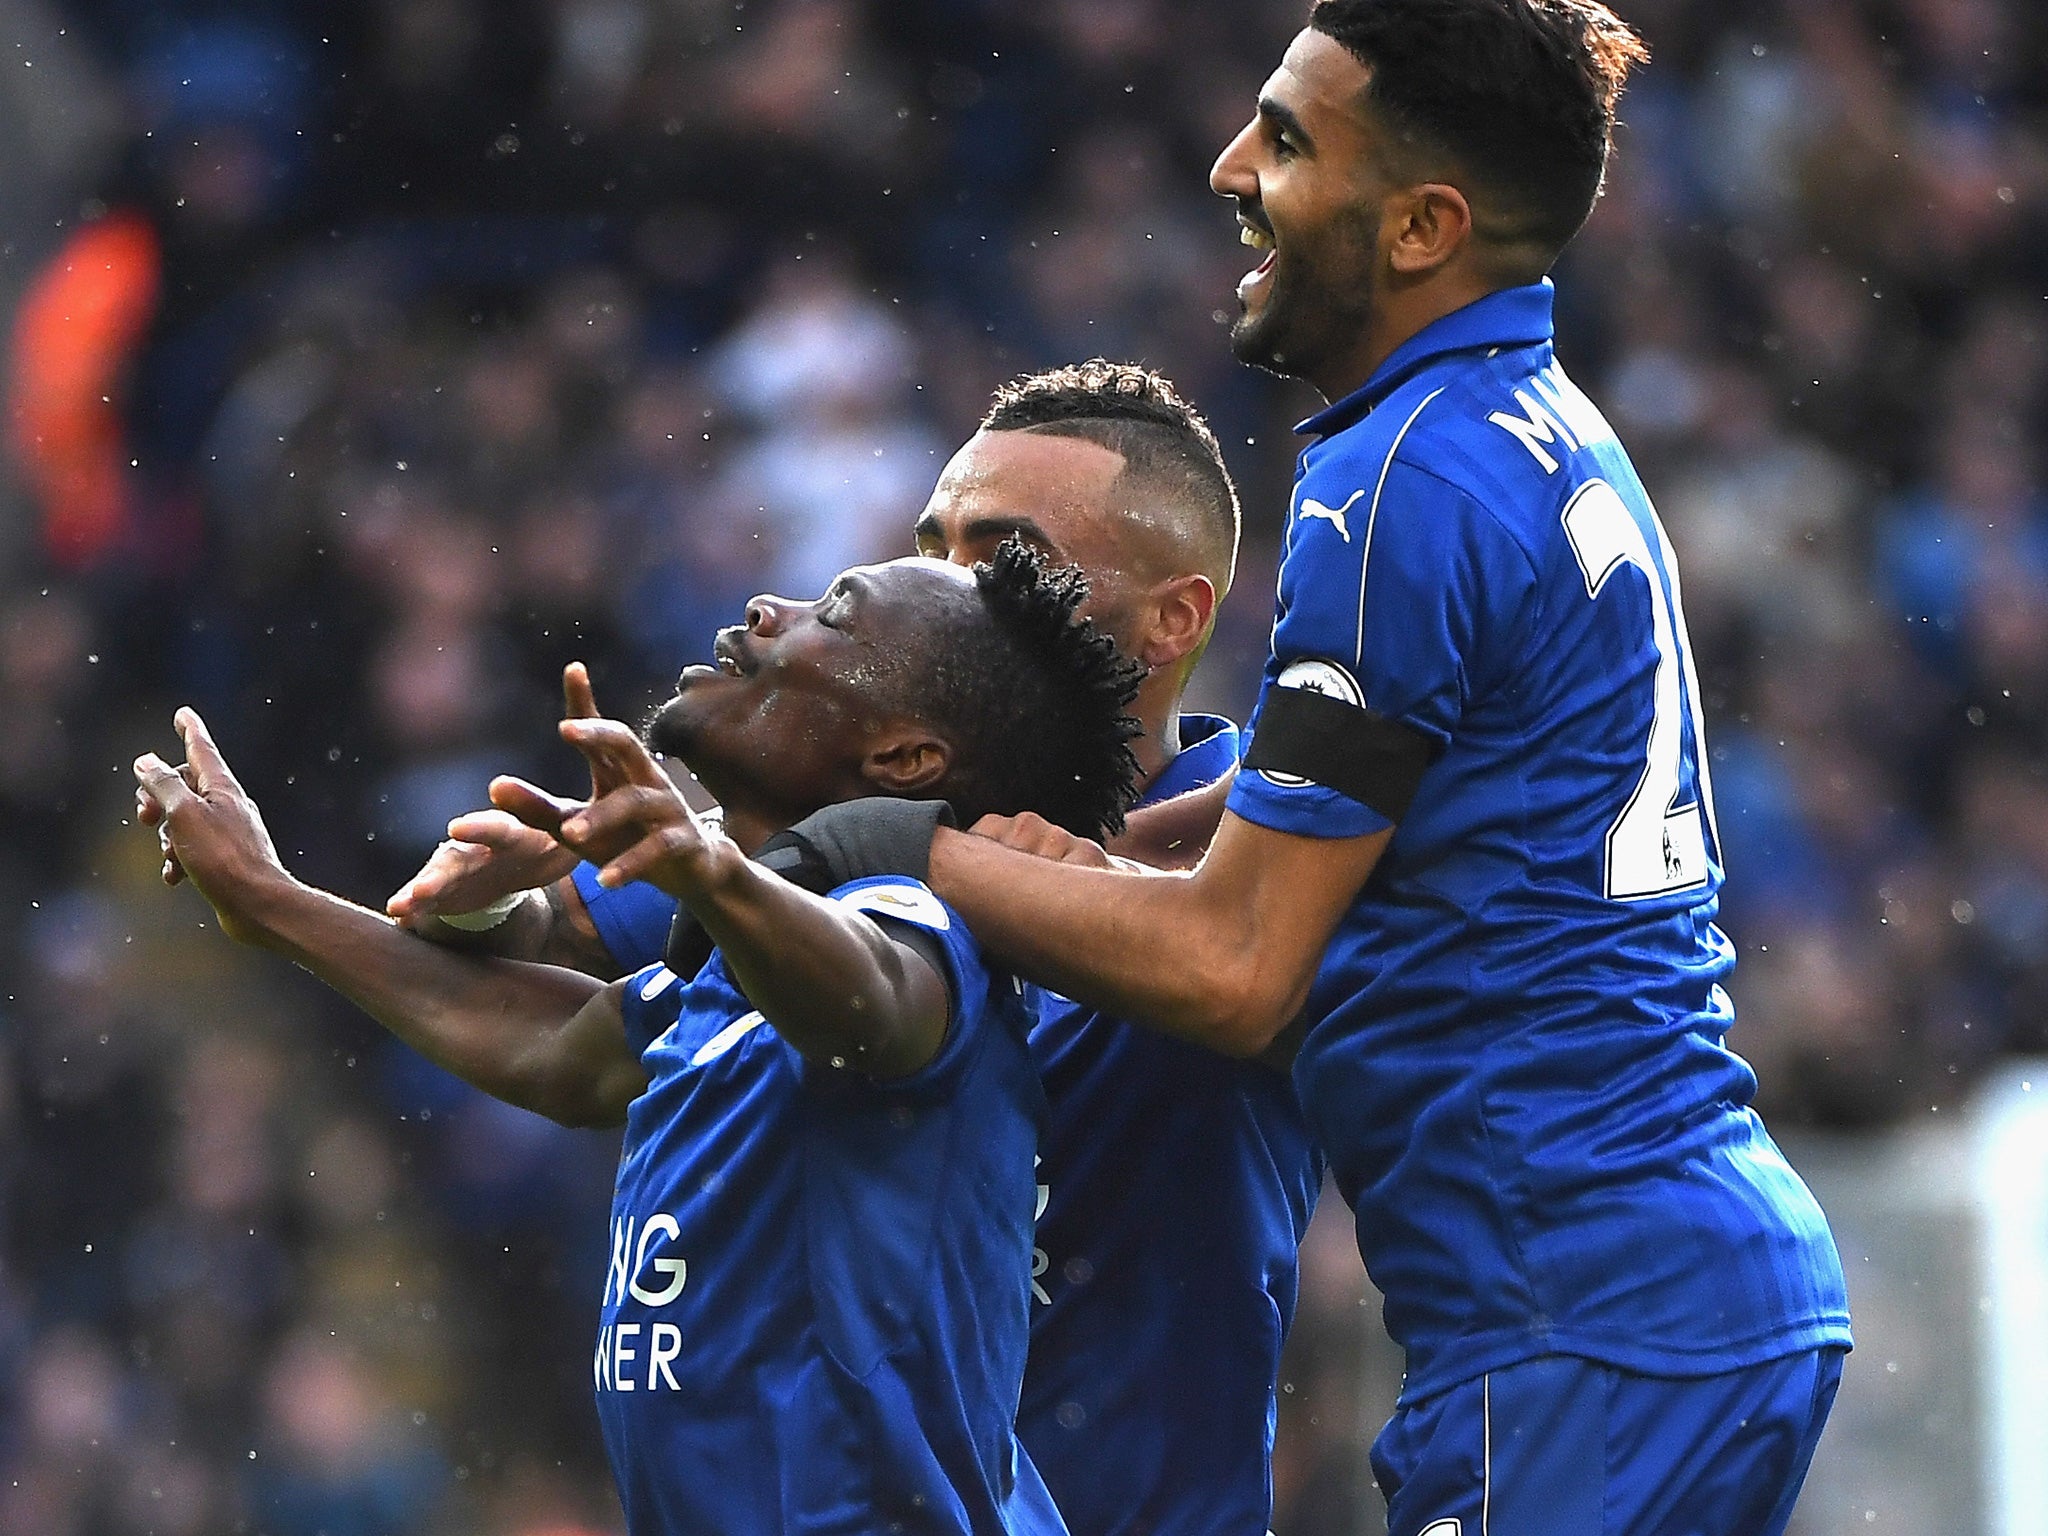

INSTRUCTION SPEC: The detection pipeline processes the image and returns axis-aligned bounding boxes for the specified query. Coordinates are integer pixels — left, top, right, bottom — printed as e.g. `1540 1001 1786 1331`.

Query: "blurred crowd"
2 1 2045 1532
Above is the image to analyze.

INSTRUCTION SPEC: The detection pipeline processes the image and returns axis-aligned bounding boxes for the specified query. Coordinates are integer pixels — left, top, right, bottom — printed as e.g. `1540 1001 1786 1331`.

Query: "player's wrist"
218 868 328 952
663 825 746 906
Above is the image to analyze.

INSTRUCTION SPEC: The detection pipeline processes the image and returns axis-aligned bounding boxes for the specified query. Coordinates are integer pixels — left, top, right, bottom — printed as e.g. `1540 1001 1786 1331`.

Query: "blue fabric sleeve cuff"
1227 771 1393 841
571 862 679 973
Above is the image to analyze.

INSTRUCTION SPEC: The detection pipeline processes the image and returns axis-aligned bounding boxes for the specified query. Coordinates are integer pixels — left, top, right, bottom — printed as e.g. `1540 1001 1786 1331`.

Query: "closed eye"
817 579 855 628
1258 99 1313 160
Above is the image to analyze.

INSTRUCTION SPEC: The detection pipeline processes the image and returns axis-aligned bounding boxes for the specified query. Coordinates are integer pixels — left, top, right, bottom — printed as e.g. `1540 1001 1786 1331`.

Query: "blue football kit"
1021 716 1322 1536
1227 282 1852 1533
581 720 1323 1536
597 876 1064 1535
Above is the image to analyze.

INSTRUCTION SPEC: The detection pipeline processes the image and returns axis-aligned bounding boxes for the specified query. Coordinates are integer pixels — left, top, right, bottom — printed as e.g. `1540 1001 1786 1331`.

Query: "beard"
1228 209 1382 391
643 692 695 758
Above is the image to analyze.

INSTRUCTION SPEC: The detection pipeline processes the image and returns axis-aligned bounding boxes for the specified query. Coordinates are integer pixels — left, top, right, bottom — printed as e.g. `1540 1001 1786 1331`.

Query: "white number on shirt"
1561 480 1714 900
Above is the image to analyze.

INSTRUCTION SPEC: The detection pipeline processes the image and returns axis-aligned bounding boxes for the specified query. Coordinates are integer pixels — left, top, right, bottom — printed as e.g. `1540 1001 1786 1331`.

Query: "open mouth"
680 627 750 686
1235 209 1277 297
711 628 749 676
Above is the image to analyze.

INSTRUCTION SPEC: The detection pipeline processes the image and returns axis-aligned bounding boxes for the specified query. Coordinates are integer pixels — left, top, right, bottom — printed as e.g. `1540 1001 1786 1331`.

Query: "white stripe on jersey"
1355 387 1447 671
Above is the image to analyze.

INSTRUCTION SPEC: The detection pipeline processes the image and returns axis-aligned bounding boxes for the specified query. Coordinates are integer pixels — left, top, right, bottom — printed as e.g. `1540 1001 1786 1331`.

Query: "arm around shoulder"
927 810 1388 1057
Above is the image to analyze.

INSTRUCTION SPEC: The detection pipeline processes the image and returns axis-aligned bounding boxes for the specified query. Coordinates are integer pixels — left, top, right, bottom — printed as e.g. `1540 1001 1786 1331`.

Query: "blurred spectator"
4 2 2048 1532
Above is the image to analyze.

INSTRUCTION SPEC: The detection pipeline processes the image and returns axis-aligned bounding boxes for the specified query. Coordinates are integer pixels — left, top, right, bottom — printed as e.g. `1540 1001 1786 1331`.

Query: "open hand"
490 666 727 899
386 814 578 923
385 662 605 921
134 709 295 946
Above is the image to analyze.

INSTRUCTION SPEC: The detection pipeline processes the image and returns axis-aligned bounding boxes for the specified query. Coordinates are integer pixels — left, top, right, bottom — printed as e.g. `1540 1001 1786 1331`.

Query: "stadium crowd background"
2 0 2044 1531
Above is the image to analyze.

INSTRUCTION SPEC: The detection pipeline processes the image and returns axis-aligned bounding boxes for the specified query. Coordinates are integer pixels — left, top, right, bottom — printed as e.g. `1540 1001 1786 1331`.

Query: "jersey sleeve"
810 875 1009 1103
616 963 688 1057
1228 455 1535 839
572 862 680 971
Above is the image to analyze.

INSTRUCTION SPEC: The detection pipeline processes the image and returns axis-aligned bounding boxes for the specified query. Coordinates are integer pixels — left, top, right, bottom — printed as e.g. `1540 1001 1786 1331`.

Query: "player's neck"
1126 681 1187 796
1313 271 1508 403
712 803 789 857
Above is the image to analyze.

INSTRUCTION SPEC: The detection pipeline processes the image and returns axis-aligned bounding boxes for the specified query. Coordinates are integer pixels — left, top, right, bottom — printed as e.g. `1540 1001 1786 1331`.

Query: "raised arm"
493 709 951 1080
135 709 648 1128
929 808 1389 1057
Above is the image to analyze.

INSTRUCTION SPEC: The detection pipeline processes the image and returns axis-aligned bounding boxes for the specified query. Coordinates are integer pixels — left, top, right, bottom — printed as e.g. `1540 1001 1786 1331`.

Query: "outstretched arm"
135 709 648 1128
493 694 951 1079
930 808 1389 1057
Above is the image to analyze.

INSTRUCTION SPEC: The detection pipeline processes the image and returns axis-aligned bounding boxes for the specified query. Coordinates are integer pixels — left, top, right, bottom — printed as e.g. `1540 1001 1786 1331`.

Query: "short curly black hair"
983 359 1240 594
911 539 1144 841
1309 0 1648 262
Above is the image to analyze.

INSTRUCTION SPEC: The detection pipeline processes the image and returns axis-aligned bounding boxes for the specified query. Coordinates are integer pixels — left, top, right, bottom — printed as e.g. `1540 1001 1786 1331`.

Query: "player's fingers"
564 782 688 840
135 763 197 824
970 810 1048 850
970 809 1102 864
594 825 698 889
150 810 188 885
173 708 237 792
384 838 484 916
1051 836 1113 868
563 661 599 720
562 717 668 790
561 716 650 782
133 751 198 814
444 808 550 850
489 775 585 837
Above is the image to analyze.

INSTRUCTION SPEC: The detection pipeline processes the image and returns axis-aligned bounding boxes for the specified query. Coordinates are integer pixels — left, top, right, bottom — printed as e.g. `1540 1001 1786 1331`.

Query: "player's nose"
744 594 797 635
1210 119 1259 199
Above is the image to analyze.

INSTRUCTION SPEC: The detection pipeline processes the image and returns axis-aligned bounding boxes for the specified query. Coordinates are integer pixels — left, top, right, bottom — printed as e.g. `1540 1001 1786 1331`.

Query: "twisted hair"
915 539 1143 840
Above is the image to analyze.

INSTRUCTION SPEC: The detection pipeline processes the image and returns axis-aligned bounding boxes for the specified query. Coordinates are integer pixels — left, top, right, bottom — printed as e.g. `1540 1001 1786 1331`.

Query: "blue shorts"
1370 1349 1845 1536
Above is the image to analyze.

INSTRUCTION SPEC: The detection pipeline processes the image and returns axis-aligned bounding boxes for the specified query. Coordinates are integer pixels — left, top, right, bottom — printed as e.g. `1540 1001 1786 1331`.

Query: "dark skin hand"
135 677 954 1125
490 687 952 1079
383 663 619 975
135 708 645 1128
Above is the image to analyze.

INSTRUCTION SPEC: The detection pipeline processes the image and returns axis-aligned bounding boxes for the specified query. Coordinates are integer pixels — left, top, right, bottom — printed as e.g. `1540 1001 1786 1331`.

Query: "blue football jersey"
574 726 1323 1534
1022 716 1323 1536
597 876 1065 1535
1226 281 1851 1404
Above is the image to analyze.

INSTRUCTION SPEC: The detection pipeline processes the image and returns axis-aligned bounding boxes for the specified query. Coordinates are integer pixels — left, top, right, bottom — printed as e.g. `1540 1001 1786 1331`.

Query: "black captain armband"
662 799 958 978
1241 662 1438 822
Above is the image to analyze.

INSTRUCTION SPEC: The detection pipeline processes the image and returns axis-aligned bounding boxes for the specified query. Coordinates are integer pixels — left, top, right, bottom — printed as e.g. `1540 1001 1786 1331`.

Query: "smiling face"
647 558 977 830
1210 29 1398 397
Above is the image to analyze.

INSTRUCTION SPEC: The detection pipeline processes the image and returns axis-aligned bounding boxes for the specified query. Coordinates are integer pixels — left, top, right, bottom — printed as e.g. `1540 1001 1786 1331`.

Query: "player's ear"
1136 573 1217 672
861 727 953 796
1386 183 1472 276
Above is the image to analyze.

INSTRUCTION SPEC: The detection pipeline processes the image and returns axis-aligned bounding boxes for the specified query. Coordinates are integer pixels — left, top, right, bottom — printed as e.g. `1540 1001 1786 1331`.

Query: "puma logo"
1298 488 1366 541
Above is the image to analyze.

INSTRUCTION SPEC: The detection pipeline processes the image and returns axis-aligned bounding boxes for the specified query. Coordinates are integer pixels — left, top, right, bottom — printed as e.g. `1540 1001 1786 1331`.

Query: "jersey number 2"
1562 480 1715 900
